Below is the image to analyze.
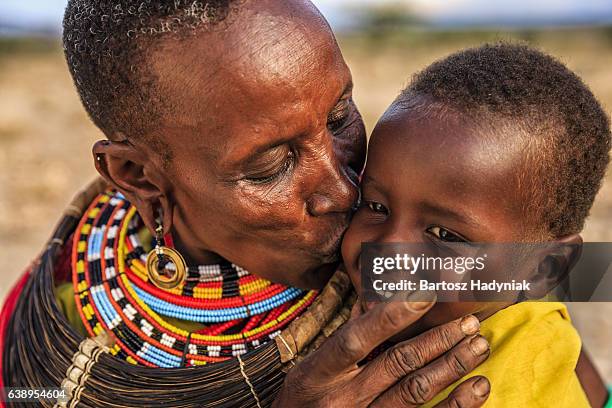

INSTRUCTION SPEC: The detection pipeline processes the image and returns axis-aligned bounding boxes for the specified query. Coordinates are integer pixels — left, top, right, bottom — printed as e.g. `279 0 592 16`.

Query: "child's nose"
377 224 421 244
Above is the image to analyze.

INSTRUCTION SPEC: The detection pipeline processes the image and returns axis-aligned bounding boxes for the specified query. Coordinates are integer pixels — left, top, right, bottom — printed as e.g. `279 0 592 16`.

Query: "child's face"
342 103 536 336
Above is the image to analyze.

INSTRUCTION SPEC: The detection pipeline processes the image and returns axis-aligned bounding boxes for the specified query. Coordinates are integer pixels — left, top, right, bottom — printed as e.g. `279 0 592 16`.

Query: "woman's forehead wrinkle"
215 6 342 95
148 0 347 171
207 12 344 161
246 25 331 83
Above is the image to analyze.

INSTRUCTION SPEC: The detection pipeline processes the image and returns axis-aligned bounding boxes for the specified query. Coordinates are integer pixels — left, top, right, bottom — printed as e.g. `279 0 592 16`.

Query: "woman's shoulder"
54 281 87 336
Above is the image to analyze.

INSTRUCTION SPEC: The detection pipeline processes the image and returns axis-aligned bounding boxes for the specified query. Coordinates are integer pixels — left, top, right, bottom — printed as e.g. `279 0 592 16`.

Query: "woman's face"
138 1 367 289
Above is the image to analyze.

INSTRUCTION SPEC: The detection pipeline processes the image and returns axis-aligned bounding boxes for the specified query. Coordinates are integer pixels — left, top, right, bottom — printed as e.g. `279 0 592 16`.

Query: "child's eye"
366 201 389 215
427 226 466 243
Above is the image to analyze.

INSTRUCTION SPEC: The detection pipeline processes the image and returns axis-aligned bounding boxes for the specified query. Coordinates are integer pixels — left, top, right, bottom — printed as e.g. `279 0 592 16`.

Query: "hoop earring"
146 221 187 290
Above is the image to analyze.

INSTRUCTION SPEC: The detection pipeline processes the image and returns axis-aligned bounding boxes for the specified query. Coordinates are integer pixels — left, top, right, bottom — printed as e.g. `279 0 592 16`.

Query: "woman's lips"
318 224 348 262
324 212 354 255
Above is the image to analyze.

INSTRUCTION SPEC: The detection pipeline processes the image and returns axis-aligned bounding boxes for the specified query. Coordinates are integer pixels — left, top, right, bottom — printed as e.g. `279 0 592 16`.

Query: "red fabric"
0 239 83 405
54 234 74 284
0 268 32 404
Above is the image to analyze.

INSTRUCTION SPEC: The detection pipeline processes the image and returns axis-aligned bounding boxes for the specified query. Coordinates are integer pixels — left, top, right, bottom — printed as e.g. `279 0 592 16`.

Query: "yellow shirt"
425 302 589 407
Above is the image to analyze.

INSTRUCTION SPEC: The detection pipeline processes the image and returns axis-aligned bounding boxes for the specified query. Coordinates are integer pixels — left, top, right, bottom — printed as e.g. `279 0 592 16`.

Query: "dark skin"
577 350 609 407
343 101 584 334
93 1 490 406
96 0 365 290
342 100 606 404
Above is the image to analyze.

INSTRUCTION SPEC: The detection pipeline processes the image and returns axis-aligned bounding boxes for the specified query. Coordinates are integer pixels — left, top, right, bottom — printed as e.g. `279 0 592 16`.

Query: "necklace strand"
72 190 317 368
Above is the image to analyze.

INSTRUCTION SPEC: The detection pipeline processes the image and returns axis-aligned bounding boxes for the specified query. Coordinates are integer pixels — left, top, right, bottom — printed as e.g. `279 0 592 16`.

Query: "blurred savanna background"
1 0 611 382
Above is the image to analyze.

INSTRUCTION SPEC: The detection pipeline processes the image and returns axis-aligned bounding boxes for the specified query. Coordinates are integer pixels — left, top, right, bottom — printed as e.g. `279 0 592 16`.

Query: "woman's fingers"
432 376 491 408
300 293 436 379
356 315 481 394
274 308 491 408
370 334 490 407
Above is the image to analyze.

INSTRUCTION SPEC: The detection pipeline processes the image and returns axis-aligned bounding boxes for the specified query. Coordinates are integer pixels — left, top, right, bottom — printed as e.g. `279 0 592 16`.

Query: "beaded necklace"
72 190 317 368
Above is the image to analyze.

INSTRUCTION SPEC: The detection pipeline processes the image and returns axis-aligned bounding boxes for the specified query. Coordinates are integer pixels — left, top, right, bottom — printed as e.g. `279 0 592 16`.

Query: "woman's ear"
524 234 583 300
92 137 174 234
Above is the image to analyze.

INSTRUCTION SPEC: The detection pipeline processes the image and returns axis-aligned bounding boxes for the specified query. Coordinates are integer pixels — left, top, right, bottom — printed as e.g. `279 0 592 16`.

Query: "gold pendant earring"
146 222 187 290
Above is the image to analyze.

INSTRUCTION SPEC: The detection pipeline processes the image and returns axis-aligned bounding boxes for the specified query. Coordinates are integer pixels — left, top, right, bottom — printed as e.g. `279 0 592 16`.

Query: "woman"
1 1 491 406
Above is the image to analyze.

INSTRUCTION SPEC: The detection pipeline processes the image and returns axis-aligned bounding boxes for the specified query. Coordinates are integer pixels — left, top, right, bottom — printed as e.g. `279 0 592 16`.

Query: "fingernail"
470 335 489 355
362 300 377 313
460 315 480 335
472 377 490 397
407 290 436 310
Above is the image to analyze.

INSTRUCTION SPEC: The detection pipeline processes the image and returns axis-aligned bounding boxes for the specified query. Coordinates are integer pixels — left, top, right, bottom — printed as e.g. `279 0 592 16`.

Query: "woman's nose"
306 157 359 217
306 180 358 216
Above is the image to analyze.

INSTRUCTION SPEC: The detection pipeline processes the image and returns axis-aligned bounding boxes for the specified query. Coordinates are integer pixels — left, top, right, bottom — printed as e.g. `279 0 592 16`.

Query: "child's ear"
523 234 583 300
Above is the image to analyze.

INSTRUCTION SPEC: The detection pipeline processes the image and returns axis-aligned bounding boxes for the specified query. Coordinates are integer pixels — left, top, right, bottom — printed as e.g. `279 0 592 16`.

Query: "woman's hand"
273 299 491 407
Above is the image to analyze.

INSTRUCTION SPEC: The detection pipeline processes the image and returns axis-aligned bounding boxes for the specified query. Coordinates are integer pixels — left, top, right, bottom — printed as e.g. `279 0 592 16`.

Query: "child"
342 43 611 407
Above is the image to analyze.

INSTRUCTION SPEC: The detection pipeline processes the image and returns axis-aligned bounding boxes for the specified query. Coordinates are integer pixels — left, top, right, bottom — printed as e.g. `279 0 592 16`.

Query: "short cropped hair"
398 43 611 237
62 1 235 139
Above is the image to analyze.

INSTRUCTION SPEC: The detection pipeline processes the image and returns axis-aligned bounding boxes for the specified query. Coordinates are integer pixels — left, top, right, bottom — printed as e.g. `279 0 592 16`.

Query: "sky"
2 0 612 34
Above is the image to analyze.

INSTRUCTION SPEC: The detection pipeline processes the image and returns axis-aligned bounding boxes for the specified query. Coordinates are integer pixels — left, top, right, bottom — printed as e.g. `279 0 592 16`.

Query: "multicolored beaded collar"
72 190 317 368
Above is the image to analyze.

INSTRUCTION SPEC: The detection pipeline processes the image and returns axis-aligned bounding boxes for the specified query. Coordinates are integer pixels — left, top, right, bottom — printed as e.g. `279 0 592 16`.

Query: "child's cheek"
341 224 363 292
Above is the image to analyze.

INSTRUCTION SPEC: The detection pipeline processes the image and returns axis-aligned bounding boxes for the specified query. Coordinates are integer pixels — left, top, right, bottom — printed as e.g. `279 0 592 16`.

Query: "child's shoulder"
481 301 573 344
477 302 589 407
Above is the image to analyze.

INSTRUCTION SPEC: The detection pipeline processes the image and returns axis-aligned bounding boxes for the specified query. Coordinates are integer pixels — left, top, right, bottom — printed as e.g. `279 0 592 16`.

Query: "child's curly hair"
399 42 611 238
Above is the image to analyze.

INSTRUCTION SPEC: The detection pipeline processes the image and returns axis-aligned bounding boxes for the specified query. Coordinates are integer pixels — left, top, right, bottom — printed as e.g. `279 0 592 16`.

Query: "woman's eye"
327 99 351 132
245 150 294 184
427 226 466 243
366 201 389 215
